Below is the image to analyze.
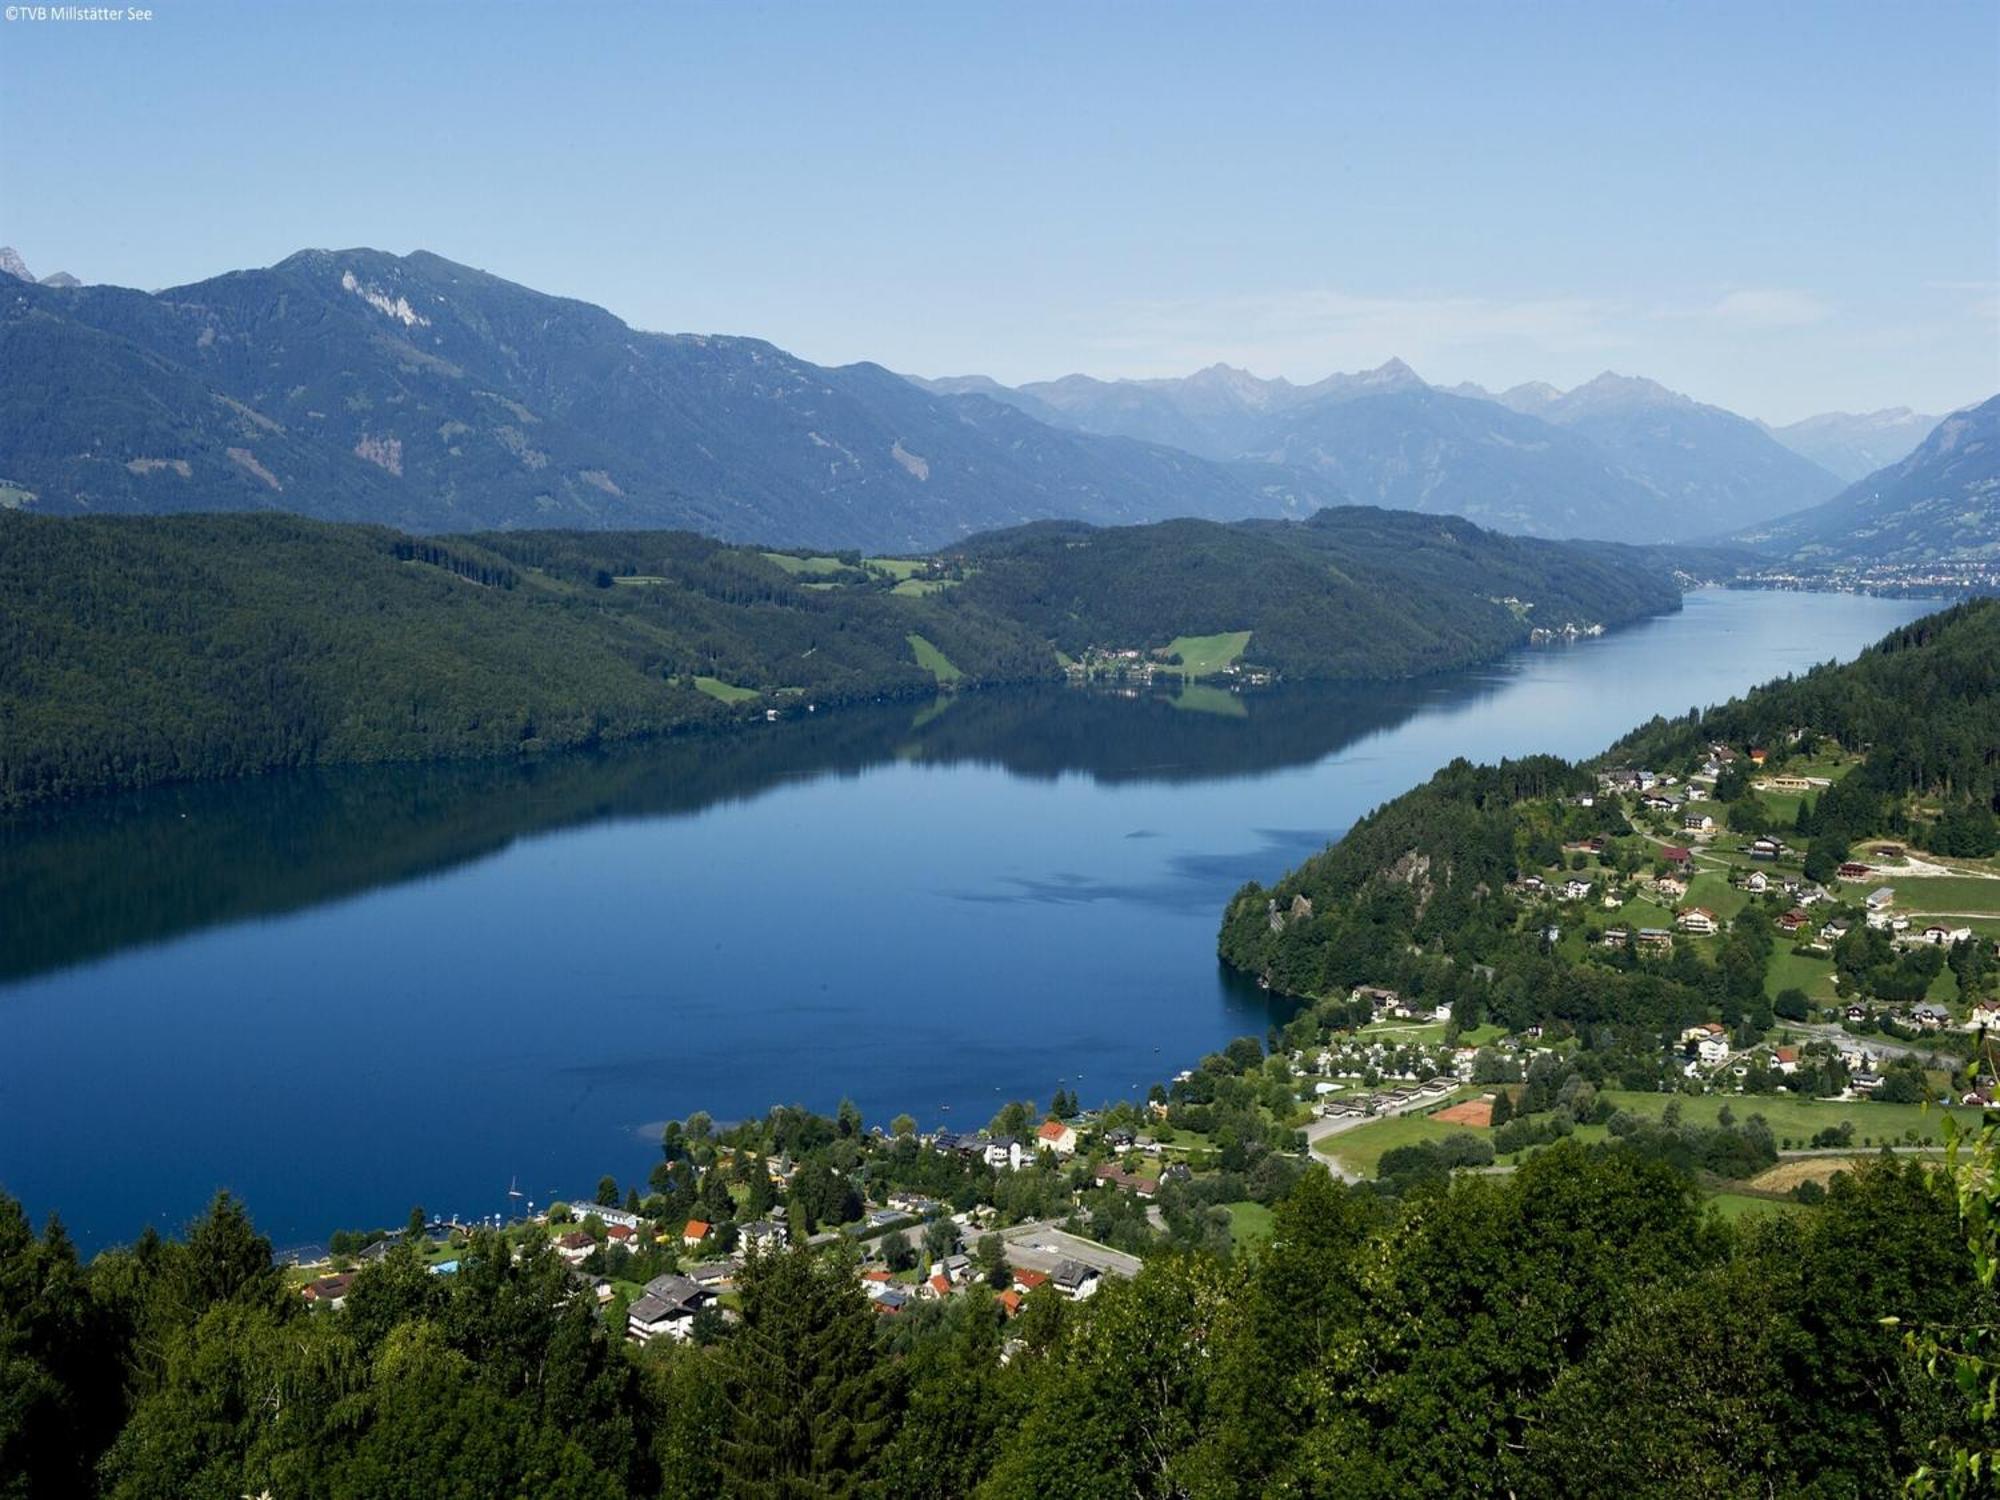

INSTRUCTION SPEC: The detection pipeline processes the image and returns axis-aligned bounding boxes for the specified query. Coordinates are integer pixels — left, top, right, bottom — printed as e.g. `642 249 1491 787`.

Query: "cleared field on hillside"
1164 631 1252 676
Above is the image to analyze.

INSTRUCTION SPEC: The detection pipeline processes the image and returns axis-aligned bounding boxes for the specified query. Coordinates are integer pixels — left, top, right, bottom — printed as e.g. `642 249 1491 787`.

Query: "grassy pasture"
907 634 963 684
1164 630 1252 677
694 676 759 704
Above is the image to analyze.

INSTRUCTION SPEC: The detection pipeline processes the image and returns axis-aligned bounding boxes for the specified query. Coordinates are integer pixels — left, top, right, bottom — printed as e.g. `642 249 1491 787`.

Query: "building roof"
1013 1269 1049 1290
683 1219 711 1238
1051 1258 1097 1290
1037 1120 1071 1141
640 1273 705 1311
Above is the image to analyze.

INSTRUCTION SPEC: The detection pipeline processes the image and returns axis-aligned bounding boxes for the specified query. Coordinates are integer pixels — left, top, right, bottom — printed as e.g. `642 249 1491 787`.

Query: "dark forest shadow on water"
0 675 1490 986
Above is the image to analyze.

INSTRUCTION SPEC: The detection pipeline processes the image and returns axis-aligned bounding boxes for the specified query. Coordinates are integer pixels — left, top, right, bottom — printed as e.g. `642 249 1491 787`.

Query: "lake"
0 588 1936 1250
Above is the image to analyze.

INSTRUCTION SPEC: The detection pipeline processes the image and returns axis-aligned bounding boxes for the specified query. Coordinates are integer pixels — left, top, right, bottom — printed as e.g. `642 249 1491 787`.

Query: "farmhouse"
1676 907 1719 936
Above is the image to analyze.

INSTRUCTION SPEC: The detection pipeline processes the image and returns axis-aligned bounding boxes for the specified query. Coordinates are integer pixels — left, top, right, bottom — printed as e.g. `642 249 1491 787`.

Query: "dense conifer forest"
0 1138 1987 1497
0 506 1683 809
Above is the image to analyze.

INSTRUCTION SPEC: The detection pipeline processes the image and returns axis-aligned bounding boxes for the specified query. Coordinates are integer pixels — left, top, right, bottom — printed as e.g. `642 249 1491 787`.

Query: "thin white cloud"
1694 288 1833 328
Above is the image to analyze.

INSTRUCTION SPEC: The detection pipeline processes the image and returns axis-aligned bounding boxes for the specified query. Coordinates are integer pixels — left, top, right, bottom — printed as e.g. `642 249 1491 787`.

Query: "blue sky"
2 0 1993 421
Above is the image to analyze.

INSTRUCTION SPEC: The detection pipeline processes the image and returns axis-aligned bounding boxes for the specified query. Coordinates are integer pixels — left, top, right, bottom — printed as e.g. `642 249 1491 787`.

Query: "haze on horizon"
1 0 1994 424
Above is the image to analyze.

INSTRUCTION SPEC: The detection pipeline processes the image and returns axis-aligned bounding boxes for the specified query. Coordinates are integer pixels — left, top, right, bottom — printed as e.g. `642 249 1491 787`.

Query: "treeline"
3 1142 1984 1497
0 507 1685 810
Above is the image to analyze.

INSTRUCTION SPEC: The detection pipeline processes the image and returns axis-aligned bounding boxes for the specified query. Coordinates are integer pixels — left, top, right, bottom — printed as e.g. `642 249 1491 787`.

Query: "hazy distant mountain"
1506 372 1845 538
980 358 1426 460
0 249 1338 551
37 271 81 289
920 359 1833 542
1738 395 1999 565
1762 407 1940 482
1234 385 1662 538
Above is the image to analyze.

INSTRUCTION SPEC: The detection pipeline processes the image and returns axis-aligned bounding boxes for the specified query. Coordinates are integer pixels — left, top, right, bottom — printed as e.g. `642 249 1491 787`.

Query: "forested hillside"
0 507 1684 809
1219 599 2000 1007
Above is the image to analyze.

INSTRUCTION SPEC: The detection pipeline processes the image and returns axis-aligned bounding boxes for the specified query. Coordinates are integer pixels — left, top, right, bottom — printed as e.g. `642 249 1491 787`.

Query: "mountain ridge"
0 247 1339 552
1736 394 2000 566
914 359 1844 542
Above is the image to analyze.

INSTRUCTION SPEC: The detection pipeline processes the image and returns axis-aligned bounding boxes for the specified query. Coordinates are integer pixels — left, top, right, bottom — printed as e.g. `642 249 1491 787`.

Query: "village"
285 729 2000 1337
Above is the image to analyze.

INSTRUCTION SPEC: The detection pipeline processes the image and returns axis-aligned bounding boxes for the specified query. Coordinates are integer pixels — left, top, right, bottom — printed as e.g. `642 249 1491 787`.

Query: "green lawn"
1765 946 1839 1003
863 557 925 579
1314 1092 1482 1175
1224 1200 1276 1249
1599 1090 1975 1146
1164 630 1252 677
891 577 957 597
1877 875 2000 916
1456 1023 1507 1046
906 634 962 684
694 675 759 704
1683 870 1752 919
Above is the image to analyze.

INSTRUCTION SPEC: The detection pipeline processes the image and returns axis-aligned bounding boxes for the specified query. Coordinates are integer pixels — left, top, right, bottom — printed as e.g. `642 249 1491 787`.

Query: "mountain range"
1759 407 1941 482
1736 394 1999 567
0 249 1335 552
915 360 1850 543
0 244 1963 555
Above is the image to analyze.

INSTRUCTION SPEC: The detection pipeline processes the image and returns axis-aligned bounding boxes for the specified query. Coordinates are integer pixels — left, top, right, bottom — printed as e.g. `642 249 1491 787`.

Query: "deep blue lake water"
0 588 1936 1250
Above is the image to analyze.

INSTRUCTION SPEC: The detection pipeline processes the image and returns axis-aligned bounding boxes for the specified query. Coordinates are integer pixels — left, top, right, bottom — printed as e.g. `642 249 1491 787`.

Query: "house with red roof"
682 1219 711 1250
1035 1119 1078 1157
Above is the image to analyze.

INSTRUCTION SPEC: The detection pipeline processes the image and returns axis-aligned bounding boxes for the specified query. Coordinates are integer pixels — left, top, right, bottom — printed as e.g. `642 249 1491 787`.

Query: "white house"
1034 1120 1078 1157
1696 1036 1730 1067
1676 907 1719 936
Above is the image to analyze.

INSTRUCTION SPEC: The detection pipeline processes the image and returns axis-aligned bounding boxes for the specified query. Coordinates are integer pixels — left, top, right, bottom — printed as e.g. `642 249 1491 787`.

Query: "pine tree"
720 1243 891 1497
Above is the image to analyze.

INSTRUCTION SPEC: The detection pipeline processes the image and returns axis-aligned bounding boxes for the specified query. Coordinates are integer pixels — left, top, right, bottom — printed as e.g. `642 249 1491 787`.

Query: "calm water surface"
0 588 1936 1249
